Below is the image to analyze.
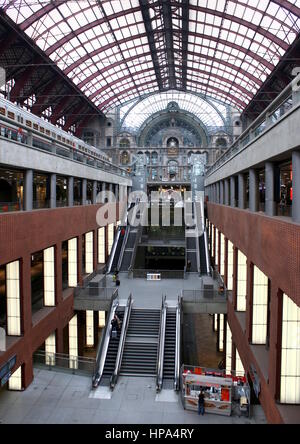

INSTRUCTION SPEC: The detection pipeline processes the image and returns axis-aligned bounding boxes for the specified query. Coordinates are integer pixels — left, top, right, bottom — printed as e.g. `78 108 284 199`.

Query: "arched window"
120 138 130 148
151 151 158 165
216 137 227 148
120 151 129 165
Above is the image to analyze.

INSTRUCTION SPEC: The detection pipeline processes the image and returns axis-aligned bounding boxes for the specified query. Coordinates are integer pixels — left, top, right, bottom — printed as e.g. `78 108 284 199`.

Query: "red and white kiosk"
181 365 249 417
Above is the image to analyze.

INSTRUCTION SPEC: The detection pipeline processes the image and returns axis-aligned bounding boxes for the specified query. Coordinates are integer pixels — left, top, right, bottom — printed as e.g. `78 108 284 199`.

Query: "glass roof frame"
2 0 300 112
119 90 229 132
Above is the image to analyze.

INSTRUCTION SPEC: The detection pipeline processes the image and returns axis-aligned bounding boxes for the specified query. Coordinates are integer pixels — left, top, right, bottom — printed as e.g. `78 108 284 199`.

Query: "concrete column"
292 150 300 223
230 176 235 207
265 162 276 216
68 177 74 207
102 182 106 203
27 131 33 146
109 183 113 203
216 182 220 204
82 178 87 205
249 168 259 212
220 181 224 205
24 169 33 211
92 181 97 204
50 173 56 208
224 179 229 206
238 173 246 209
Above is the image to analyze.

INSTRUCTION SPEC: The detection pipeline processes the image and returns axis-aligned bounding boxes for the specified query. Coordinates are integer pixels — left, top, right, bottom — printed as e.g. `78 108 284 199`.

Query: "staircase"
120 309 160 376
101 308 124 385
163 308 176 385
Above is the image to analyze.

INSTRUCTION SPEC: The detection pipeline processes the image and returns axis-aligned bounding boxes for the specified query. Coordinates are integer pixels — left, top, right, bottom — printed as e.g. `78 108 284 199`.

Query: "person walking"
198 390 205 416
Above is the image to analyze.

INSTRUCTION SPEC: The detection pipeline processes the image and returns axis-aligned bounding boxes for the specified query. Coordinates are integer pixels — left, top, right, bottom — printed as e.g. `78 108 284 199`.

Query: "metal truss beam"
181 0 189 89
9 57 41 103
160 0 176 89
139 0 163 90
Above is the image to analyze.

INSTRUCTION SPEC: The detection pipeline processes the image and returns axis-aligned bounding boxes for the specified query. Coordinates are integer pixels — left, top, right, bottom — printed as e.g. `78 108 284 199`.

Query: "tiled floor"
0 369 267 424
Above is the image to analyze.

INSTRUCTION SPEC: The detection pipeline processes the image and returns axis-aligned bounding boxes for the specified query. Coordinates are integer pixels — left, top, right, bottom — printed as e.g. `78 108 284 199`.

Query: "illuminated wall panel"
44 247 55 306
69 315 78 369
108 223 114 256
98 311 105 328
219 314 224 352
252 265 268 344
8 366 22 391
220 233 225 276
45 332 56 366
68 238 77 287
98 227 105 264
6 260 21 336
226 322 232 374
85 231 94 274
86 310 94 347
227 240 234 291
235 348 245 376
237 250 247 312
280 293 300 404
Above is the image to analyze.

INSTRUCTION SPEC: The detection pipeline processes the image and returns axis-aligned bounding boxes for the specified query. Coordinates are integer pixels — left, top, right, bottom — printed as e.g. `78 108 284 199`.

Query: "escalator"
186 232 198 272
109 228 126 273
120 226 138 272
100 307 124 386
199 234 207 274
120 308 160 376
162 308 176 389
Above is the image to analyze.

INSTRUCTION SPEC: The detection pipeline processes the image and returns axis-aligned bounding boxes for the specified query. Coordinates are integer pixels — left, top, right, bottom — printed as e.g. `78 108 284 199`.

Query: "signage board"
0 355 17 379
147 273 161 281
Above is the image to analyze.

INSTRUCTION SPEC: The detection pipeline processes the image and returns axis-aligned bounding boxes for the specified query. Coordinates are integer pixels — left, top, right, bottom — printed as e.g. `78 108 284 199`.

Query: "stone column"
115 184 119 202
68 177 74 207
292 150 300 223
82 179 87 205
50 173 56 209
265 162 276 216
220 180 224 205
230 176 235 207
224 179 229 206
24 169 33 211
92 181 97 204
109 183 113 203
238 173 246 209
249 168 259 212
102 182 106 203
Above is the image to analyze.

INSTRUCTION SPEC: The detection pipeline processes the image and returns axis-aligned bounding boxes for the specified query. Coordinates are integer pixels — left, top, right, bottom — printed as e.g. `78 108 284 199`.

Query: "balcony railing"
206 76 299 177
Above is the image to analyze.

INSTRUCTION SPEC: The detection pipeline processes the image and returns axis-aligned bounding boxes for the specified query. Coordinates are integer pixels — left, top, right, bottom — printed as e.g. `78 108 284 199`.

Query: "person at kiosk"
198 390 205 416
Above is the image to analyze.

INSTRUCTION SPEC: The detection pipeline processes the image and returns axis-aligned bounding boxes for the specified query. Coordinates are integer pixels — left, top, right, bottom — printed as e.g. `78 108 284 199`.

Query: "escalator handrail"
204 228 211 275
92 293 119 388
110 293 133 390
117 224 130 271
174 295 182 391
107 227 121 274
156 295 167 392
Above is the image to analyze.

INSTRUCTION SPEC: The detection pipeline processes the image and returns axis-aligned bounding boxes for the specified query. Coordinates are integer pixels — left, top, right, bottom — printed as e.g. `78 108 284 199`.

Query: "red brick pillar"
21 255 32 335
22 359 34 389
56 327 64 354
224 238 228 287
93 229 97 271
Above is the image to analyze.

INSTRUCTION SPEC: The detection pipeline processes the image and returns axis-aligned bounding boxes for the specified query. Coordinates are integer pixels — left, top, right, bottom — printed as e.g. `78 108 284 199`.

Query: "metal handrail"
107 226 121 274
92 292 119 388
129 223 143 271
117 224 130 271
206 75 300 178
156 295 167 392
204 228 211 275
174 295 182 391
110 294 133 390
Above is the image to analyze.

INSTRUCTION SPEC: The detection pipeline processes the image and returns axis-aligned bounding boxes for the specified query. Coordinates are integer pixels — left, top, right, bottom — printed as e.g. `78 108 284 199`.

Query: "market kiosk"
181 366 249 417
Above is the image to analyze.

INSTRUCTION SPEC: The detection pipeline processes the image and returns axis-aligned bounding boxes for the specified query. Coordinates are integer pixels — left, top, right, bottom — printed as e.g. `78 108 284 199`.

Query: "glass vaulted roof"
2 0 300 113
120 91 227 131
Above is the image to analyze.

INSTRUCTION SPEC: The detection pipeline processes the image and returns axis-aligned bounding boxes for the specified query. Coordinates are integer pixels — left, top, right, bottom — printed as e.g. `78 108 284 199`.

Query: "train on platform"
0 96 110 164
